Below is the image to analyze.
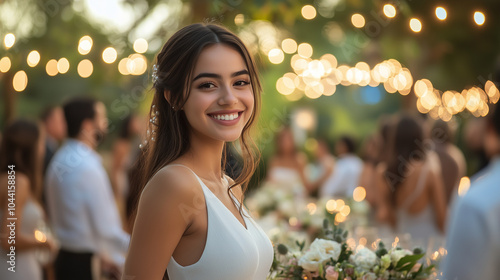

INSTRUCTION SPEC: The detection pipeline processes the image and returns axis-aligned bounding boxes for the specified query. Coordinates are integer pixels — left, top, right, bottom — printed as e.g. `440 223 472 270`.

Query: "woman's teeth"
210 113 239 121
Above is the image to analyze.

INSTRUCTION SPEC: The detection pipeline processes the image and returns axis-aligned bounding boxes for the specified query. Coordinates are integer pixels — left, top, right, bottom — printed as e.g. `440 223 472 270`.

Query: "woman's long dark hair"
0 119 43 202
384 115 426 206
128 23 261 225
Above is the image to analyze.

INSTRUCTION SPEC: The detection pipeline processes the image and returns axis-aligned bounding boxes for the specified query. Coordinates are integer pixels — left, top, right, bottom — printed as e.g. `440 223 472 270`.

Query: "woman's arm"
308 157 335 194
110 140 128 198
122 166 198 280
296 152 314 194
374 164 395 227
429 169 447 232
0 174 53 252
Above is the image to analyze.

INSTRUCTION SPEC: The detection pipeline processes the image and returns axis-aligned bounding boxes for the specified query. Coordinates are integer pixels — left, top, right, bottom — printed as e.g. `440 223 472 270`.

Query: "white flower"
361 272 377 280
298 250 323 272
349 248 377 271
277 200 296 217
390 248 412 266
380 254 391 269
310 238 342 263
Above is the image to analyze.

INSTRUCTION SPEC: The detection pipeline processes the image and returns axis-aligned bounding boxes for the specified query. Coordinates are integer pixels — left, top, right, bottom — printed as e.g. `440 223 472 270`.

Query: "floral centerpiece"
269 217 437 280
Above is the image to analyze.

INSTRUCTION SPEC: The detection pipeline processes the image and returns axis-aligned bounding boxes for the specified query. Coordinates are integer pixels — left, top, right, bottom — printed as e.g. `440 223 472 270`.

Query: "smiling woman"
123 23 272 280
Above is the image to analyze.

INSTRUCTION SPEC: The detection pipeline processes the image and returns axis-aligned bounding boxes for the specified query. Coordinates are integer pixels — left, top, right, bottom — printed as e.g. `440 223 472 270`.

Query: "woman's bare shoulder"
140 165 201 208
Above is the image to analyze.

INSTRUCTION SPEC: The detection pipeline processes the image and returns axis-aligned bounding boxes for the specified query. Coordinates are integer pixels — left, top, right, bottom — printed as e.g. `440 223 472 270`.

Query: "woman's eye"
198 82 216 89
234 80 250 86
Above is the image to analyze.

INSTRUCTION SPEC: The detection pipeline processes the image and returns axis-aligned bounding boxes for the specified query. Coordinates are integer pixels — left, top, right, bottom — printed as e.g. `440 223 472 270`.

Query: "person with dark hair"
320 135 363 198
375 115 447 249
0 120 57 280
430 119 466 205
45 97 129 280
111 114 141 224
266 126 311 196
442 104 500 279
40 106 67 174
123 23 272 280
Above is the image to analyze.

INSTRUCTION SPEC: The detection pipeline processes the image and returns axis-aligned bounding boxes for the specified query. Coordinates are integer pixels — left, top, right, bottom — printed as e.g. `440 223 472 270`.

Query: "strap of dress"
400 164 429 210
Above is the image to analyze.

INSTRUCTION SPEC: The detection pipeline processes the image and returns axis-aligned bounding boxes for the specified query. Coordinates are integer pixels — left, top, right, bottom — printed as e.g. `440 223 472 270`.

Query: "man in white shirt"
46 98 130 280
441 103 500 280
321 136 363 198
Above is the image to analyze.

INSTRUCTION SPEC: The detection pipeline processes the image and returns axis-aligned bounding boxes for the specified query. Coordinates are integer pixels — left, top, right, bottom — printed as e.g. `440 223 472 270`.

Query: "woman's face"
182 44 254 142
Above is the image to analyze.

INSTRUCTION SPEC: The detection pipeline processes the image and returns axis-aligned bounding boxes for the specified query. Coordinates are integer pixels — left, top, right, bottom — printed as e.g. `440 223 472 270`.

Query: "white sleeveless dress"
0 199 45 280
166 164 274 280
396 166 443 249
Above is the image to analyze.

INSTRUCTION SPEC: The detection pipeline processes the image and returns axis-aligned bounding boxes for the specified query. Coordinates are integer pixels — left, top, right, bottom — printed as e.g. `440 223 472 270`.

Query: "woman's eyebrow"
192 69 249 82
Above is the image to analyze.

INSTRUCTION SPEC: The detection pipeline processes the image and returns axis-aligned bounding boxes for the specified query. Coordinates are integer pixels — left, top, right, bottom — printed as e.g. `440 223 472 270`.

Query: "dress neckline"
168 164 249 231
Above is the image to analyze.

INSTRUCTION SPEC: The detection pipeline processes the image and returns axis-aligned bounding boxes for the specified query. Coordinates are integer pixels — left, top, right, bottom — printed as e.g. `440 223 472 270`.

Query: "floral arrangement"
269 217 436 280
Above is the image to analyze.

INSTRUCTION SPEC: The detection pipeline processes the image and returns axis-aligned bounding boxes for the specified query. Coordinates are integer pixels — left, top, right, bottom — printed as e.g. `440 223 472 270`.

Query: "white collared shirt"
45 139 130 265
320 154 363 198
441 156 500 280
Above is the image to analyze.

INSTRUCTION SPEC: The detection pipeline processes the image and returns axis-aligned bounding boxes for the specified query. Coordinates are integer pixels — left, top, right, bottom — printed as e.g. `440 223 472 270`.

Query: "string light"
234 14 244 25
27 51 41 67
410 18 422 32
281 38 297 54
77 59 93 78
4 33 15 49
133 38 148 53
78 35 93 55
351 14 366 28
46 59 58 76
474 11 485 26
13 70 28 92
268 48 284 64
0 57 11 73
57 58 70 74
102 47 118 64
435 7 447 20
383 4 396 18
301 5 317 20
297 43 313 58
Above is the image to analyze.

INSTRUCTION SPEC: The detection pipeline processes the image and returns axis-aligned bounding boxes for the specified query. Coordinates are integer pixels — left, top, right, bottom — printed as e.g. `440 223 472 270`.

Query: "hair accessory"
139 105 159 149
152 64 159 84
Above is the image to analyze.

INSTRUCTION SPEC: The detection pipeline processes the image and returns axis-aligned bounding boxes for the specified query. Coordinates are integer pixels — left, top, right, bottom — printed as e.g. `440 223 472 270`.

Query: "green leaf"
395 253 425 271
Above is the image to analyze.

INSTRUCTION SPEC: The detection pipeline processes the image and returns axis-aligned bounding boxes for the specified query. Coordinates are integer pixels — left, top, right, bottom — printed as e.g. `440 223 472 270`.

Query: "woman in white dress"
0 120 57 280
266 126 312 196
123 23 273 280
376 115 447 249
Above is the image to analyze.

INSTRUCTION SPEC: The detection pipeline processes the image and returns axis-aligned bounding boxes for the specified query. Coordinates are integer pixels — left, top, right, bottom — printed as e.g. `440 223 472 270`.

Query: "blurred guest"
0 120 57 280
464 117 489 176
111 114 140 221
40 106 67 174
442 104 500 280
358 134 382 208
430 120 466 205
376 115 447 248
320 135 363 198
308 139 335 197
266 126 310 196
45 98 129 280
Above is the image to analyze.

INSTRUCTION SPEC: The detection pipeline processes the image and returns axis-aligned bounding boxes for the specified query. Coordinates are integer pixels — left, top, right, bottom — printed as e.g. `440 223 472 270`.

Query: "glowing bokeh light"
13 71 28 92
301 5 317 20
410 18 422 32
77 59 93 78
435 7 447 20
351 13 366 28
27 51 41 67
383 4 396 18
474 12 485 25
133 38 148 53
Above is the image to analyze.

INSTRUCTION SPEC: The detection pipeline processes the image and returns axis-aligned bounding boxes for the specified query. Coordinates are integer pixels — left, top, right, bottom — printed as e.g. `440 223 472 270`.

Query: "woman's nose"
218 85 238 105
